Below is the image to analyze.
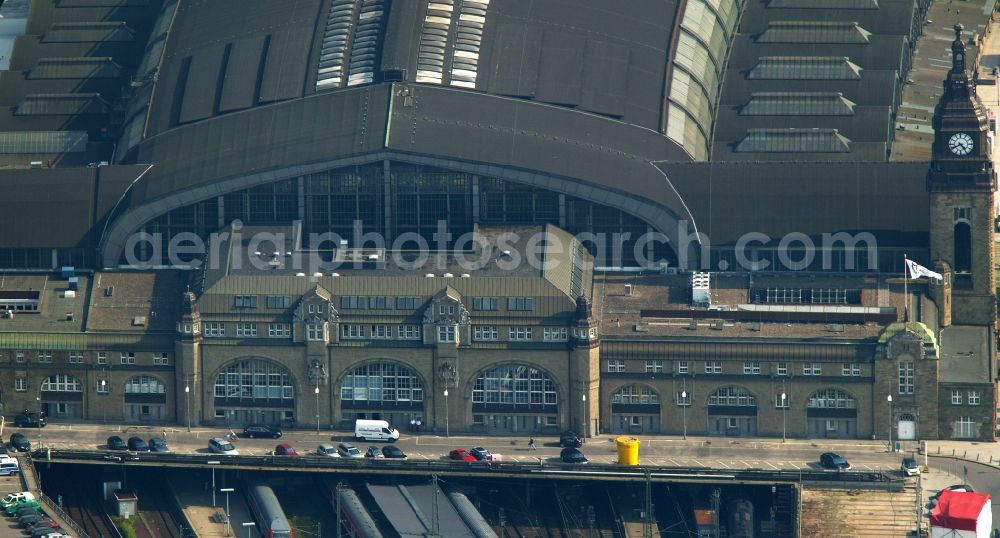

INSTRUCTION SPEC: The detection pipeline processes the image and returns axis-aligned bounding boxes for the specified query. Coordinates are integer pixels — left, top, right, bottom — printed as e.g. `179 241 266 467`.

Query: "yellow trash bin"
616 436 640 465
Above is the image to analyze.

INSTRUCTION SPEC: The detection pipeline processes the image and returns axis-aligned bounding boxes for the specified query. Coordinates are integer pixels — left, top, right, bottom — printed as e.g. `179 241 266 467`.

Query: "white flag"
905 259 943 281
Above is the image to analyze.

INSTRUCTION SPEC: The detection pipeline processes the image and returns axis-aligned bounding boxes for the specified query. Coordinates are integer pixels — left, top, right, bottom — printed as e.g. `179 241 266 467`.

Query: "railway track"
42 467 116 538
133 471 181 538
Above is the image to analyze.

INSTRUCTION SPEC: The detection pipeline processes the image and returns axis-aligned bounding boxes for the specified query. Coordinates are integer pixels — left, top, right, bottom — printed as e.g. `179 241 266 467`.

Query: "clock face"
948 132 974 155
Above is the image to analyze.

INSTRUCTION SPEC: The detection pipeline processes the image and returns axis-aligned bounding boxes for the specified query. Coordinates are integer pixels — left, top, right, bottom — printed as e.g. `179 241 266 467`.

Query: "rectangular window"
37 351 52 363
204 322 226 337
396 296 421 309
96 379 109 394
645 360 664 373
775 393 790 408
899 362 915 395
507 297 534 311
841 363 862 376
153 353 169 366
437 325 457 343
677 391 692 406
543 327 568 341
97 352 107 365
705 361 722 374
369 296 392 309
969 390 981 405
265 295 290 309
954 417 976 439
120 352 136 365
68 351 84 364
743 361 761 375
268 323 291 338
340 296 367 309
307 324 325 341
509 327 533 341
215 409 226 419
235 323 258 337
607 359 625 373
14 351 24 363
341 324 365 339
399 325 420 340
473 297 499 310
234 295 257 308
776 362 788 376
473 326 499 341
678 361 689 374
803 363 821 376
952 390 963 405
14 378 26 392
370 325 393 339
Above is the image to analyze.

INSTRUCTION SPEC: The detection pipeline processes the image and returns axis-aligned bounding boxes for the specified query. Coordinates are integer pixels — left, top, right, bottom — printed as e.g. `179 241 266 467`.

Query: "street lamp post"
35 397 41 448
887 394 894 452
220 488 234 537
443 389 449 437
681 391 688 440
185 384 191 432
242 521 255 538
315 385 321 435
581 394 587 438
101 380 107 424
207 461 220 506
781 392 787 442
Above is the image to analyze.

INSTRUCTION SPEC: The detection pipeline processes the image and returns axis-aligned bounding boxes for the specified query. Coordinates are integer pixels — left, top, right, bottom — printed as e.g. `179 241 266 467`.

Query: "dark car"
12 505 41 518
275 443 299 456
148 438 169 453
449 449 476 462
26 520 59 532
18 513 43 527
13 413 45 429
127 437 149 452
9 434 30 452
242 425 282 439
107 436 127 451
560 431 583 448
30 525 61 538
560 447 588 464
382 445 407 459
820 452 851 470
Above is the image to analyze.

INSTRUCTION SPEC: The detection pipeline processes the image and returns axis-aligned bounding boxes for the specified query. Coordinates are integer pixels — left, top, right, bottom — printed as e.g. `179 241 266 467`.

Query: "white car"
337 442 362 458
316 444 340 457
0 491 32 508
208 437 238 455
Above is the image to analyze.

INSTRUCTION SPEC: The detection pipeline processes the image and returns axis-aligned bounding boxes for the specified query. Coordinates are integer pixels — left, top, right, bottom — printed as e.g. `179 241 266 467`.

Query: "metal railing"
37 492 93 538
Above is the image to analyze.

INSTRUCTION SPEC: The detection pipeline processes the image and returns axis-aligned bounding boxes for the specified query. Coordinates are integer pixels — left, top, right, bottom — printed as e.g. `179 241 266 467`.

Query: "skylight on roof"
757 21 872 44
748 56 863 80
740 92 857 116
735 128 852 153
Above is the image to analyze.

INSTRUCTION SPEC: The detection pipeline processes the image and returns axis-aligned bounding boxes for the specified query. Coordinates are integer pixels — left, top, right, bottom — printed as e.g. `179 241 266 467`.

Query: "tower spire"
951 21 966 75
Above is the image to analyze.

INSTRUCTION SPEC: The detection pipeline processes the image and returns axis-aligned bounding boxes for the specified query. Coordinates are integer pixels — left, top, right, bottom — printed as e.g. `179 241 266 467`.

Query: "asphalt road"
4 424 909 474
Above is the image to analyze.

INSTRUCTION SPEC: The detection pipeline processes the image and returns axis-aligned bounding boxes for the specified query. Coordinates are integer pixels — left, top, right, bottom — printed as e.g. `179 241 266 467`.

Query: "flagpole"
903 253 908 322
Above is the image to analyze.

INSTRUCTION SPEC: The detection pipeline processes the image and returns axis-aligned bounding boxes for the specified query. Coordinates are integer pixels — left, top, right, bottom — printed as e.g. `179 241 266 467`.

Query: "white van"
354 419 399 442
0 457 20 476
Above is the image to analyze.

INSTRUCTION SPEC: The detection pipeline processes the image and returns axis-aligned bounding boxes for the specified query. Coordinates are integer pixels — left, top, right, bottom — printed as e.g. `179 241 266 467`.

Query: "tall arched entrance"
707 386 757 436
123 375 168 422
471 364 558 434
40 374 83 419
806 389 858 438
610 384 661 434
214 359 295 426
339 361 425 429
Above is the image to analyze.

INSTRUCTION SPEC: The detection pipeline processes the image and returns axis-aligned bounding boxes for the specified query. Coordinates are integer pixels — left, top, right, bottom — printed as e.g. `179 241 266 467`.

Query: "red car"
27 520 59 531
449 449 476 461
275 443 299 456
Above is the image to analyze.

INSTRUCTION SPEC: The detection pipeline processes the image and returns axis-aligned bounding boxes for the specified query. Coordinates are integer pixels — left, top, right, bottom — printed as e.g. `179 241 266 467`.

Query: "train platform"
170 473 256 538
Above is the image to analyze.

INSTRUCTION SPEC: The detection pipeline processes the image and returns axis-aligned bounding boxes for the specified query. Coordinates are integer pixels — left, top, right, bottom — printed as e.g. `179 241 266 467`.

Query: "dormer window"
437 325 457 343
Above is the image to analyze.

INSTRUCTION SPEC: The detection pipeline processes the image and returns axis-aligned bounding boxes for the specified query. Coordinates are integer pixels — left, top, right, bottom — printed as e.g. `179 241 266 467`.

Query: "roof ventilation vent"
443 273 454 278
633 323 649 332
687 319 698 330
104 286 114 297
425 273 435 278
461 274 471 278
624 283 633 296
748 322 762 332
330 273 341 277
296 273 306 277
711 320 724 331
132 316 146 326
826 323 845 333
63 290 76 298
313 272 323 277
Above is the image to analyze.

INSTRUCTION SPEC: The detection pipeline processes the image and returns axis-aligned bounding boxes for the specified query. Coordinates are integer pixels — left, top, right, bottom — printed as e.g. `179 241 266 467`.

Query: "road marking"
692 460 704 467
862 464 874 471
741 460 753 468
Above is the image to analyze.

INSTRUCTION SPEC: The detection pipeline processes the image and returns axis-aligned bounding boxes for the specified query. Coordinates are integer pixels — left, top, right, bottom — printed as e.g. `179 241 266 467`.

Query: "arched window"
472 364 557 406
807 389 856 409
611 385 659 405
214 359 293 401
40 374 81 392
124 376 166 394
954 222 972 273
708 386 756 407
341 362 423 402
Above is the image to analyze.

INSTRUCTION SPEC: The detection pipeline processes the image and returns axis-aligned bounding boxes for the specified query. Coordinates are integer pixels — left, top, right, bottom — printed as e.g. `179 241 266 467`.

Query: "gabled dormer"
293 286 337 344
423 286 470 345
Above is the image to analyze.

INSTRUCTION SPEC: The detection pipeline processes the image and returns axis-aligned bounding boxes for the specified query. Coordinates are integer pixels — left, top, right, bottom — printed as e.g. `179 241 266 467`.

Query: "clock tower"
928 22 996 324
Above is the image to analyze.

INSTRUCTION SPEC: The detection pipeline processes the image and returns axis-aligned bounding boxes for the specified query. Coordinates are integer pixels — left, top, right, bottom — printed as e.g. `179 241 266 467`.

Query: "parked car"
106 436 127 451
469 447 502 461
364 446 385 459
560 431 583 448
18 513 44 527
901 457 920 477
337 443 362 458
275 443 299 456
0 457 20 476
381 445 407 459
209 438 238 455
13 413 45 428
931 484 973 502
148 438 169 453
449 449 476 462
26 520 59 532
316 444 340 457
9 434 30 452
819 452 851 471
126 437 149 452
30 525 61 538
1 492 33 509
560 447 588 464
11 505 41 518
242 425 282 439
6 499 40 516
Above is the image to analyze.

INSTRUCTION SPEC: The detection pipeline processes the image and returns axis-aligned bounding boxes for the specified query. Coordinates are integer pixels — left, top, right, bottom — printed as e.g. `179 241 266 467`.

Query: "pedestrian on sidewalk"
528 437 536 450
